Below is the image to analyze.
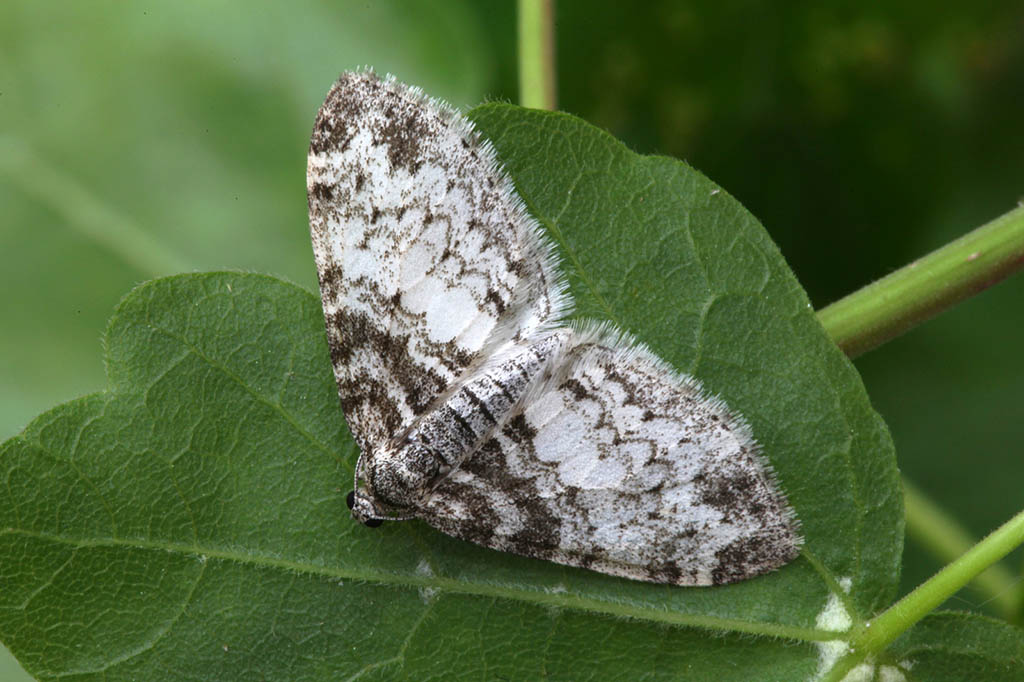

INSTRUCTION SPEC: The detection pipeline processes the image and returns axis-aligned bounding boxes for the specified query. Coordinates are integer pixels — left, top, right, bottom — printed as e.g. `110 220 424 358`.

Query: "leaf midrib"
0 526 837 644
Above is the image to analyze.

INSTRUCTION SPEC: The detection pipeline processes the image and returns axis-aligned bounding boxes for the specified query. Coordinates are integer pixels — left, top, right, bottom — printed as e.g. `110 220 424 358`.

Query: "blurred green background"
2 1 1022 678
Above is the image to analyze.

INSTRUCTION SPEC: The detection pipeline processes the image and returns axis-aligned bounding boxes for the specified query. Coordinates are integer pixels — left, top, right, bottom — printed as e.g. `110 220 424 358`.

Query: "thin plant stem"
821 507 1024 680
818 204 1024 359
517 0 556 110
860 507 1024 653
902 479 1020 621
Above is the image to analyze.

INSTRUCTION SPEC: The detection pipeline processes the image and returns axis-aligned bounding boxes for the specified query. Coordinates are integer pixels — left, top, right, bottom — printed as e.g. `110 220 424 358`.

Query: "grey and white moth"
307 71 801 585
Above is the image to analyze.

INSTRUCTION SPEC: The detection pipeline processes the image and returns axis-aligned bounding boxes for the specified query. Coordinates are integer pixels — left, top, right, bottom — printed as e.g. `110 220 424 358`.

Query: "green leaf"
1 106 903 679
883 612 1024 681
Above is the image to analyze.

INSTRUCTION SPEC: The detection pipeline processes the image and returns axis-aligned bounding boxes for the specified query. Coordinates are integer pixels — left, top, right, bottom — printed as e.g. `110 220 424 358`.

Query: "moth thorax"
369 442 443 509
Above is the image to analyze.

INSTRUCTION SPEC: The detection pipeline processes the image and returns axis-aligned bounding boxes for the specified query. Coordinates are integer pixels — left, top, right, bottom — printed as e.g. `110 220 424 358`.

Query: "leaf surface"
883 612 1024 681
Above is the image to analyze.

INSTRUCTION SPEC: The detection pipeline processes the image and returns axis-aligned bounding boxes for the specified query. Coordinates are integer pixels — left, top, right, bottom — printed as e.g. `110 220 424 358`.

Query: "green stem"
858 507 1024 654
817 204 1024 359
517 0 556 110
902 479 1020 621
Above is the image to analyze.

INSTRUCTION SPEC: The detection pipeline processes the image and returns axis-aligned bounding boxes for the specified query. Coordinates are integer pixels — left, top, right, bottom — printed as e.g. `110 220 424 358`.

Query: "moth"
306 71 801 585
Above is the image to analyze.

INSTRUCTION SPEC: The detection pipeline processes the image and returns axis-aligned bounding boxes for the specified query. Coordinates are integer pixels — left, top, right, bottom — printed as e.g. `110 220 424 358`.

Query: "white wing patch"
307 70 801 585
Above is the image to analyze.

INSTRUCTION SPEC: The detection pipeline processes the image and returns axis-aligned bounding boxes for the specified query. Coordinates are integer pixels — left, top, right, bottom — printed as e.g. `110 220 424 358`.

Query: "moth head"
345 490 384 527
348 440 443 525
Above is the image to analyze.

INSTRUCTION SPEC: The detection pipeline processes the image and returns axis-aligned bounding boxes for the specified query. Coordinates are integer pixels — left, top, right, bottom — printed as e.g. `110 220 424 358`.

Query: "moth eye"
362 517 384 528
345 490 355 509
